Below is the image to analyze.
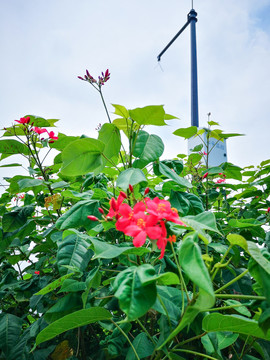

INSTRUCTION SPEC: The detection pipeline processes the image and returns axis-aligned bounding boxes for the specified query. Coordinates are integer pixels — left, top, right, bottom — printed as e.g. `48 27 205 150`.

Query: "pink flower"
203 151 207 155
203 172 208 179
33 127 47 135
15 116 30 124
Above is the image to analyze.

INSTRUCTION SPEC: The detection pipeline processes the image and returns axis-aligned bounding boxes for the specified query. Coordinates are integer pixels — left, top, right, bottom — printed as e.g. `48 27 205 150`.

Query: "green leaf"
222 163 242 181
170 191 204 216
132 130 164 168
179 233 215 310
98 123 121 159
159 162 192 188
208 166 224 175
49 133 79 151
113 265 157 321
180 212 221 244
159 233 215 349
218 132 244 139
112 104 129 118
126 333 155 360
227 234 248 251
26 115 58 127
58 279 87 293
129 105 167 126
0 163 22 168
2 206 35 232
216 331 239 350
224 300 251 317
17 178 44 192
0 139 29 155
35 273 74 295
202 314 270 341
55 199 100 231
116 168 147 191
36 307 112 345
61 138 105 176
90 238 150 260
56 232 92 275
173 126 197 139
248 242 270 275
0 313 23 359
152 286 182 321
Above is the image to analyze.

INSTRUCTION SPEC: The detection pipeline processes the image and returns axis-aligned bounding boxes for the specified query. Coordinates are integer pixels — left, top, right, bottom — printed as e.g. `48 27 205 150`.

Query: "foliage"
0 71 270 360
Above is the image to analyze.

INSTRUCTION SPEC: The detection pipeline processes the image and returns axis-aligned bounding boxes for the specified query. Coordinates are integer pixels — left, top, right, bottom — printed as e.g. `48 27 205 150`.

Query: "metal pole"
188 9 199 127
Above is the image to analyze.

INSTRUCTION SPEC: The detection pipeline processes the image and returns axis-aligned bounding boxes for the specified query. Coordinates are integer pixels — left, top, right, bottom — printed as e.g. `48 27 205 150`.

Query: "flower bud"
144 187 150 195
129 184 134 192
203 172 208 179
98 207 104 214
119 191 127 199
87 215 99 221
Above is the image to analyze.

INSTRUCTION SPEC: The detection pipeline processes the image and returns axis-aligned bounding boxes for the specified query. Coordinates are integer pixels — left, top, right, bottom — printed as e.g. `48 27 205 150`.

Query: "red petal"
133 231 146 247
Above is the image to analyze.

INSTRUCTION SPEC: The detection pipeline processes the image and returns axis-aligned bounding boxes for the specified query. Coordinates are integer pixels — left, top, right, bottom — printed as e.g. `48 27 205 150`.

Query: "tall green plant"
0 69 270 360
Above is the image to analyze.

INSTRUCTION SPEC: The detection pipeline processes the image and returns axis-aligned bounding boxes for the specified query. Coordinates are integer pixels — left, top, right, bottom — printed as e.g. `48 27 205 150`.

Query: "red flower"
216 178 226 184
145 197 184 225
33 127 47 135
47 131 58 141
116 202 146 232
34 271 40 275
122 211 161 247
15 116 30 124
267 207 270 213
203 172 208 179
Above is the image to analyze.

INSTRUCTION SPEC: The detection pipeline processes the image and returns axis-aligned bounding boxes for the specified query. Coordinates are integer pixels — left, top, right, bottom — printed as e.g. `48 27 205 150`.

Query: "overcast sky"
1 0 270 187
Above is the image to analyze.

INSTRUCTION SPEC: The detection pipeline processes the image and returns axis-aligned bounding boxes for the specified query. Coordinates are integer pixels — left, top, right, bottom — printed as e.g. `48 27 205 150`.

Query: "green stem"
137 319 156 345
173 331 207 349
215 269 249 294
215 294 266 301
172 349 218 360
99 89 111 123
204 303 249 312
211 244 233 281
157 293 172 329
111 320 140 360
170 243 190 308
101 154 120 172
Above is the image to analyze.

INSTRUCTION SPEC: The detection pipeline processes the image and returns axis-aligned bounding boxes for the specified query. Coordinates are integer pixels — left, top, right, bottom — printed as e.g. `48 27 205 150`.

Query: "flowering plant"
0 70 270 360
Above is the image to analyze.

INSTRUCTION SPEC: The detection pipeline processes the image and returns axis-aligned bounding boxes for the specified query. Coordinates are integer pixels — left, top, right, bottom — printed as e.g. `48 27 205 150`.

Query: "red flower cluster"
15 117 58 142
216 173 226 184
15 116 30 124
88 192 185 259
78 69 110 87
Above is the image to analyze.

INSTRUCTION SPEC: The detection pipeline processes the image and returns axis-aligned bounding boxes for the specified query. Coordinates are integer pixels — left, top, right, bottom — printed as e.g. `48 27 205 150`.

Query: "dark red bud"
98 207 104 214
129 184 134 192
144 187 150 195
